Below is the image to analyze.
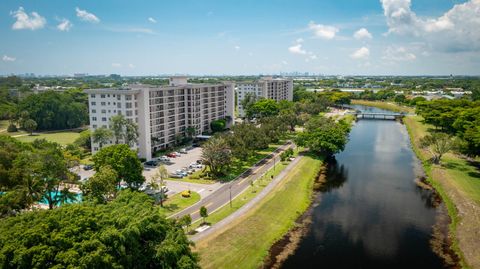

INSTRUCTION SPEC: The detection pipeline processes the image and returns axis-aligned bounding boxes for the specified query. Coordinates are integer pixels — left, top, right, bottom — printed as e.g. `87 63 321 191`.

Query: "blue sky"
1 0 479 76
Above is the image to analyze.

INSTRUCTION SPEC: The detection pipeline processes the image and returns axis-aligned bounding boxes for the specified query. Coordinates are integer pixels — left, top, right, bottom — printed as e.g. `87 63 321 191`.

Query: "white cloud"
380 0 480 52
148 17 157 23
350 47 370 59
296 38 304 43
382 46 416 61
57 19 73 32
76 7 100 23
308 21 338 39
112 63 122 68
234 45 240 51
2 55 16 62
10 7 46 30
288 44 306 55
128 63 135 69
354 28 372 40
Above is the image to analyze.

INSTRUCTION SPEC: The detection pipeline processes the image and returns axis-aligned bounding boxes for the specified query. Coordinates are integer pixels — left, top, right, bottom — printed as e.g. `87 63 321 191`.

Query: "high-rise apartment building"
236 77 293 117
86 77 234 160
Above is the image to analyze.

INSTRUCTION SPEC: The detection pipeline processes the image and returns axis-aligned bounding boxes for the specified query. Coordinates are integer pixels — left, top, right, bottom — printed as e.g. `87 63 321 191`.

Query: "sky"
1 0 479 76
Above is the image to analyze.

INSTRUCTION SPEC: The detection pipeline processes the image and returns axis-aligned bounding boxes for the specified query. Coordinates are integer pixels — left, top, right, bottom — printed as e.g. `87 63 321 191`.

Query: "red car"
167 153 177 158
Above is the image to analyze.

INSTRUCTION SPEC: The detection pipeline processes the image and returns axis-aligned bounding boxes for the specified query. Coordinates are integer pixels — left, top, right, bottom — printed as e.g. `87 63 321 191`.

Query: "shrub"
181 190 191 198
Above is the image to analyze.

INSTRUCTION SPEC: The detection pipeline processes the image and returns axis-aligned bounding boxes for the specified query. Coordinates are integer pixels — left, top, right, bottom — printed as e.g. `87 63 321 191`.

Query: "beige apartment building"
236 77 293 117
86 77 235 160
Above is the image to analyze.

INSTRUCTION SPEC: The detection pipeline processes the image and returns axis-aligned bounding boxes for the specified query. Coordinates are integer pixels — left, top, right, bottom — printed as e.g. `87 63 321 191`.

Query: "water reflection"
281 106 444 268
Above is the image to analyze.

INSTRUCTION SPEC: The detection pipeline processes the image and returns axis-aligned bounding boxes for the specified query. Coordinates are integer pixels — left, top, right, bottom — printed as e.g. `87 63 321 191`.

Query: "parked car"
144 160 158 167
175 151 182 156
170 173 183 178
179 148 187 154
196 159 203 164
83 164 93 171
159 156 170 162
167 153 176 158
175 169 188 177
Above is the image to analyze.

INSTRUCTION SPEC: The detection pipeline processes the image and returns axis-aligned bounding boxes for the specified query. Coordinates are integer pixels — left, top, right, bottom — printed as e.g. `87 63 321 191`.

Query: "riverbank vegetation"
195 155 322 269
355 100 479 268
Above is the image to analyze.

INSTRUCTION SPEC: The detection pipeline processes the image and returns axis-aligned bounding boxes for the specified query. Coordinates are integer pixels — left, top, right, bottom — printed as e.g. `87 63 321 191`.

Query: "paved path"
168 142 293 222
190 154 303 242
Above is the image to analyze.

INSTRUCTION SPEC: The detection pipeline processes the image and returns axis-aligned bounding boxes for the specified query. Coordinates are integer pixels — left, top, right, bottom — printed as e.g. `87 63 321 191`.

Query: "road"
190 154 303 242
168 141 293 222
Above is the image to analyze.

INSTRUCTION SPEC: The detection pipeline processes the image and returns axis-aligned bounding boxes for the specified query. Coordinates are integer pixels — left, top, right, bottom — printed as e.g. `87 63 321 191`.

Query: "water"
281 106 446 268
40 191 82 206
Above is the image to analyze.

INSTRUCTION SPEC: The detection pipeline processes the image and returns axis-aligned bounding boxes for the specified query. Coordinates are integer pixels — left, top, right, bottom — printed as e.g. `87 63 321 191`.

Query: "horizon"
1 0 480 76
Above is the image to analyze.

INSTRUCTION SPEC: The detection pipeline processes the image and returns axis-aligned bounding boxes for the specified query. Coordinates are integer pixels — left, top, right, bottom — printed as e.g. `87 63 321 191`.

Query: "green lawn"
14 131 80 145
158 191 201 216
195 155 322 269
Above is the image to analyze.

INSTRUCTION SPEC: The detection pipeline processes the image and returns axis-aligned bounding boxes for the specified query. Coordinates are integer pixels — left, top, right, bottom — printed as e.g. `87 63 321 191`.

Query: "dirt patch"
430 203 461 268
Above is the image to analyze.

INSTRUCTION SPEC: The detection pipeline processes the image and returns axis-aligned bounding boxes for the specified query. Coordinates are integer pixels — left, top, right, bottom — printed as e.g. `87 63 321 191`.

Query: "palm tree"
150 165 169 207
19 175 44 209
92 127 113 148
58 187 78 206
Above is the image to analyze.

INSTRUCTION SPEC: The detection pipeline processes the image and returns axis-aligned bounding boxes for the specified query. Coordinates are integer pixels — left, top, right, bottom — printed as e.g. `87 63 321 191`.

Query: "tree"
149 165 169 207
180 214 192 233
420 132 458 164
186 126 196 140
82 165 118 204
110 114 139 146
249 98 280 118
295 116 350 157
210 119 226 133
92 127 113 148
0 190 200 268
200 206 208 224
92 144 145 189
57 187 78 206
240 92 257 119
201 136 232 176
23 119 37 135
74 129 91 150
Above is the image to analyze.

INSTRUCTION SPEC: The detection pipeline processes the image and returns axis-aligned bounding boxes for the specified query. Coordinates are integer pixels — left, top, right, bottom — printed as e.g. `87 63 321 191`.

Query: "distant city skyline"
1 0 480 76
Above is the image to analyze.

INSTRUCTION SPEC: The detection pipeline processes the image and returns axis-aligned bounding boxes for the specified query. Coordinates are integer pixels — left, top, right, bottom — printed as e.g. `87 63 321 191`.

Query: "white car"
179 148 187 154
159 156 170 162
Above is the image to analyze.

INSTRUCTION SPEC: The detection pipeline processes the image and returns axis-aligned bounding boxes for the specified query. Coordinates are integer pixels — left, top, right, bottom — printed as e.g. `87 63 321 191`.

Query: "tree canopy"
92 144 145 189
0 190 199 269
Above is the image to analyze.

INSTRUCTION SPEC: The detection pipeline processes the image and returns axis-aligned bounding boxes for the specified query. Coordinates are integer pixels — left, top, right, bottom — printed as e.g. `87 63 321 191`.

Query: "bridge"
351 111 406 120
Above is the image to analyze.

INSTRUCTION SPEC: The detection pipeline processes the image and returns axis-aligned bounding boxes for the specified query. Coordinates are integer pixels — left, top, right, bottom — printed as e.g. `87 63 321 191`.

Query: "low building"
86 77 235 160
236 77 293 117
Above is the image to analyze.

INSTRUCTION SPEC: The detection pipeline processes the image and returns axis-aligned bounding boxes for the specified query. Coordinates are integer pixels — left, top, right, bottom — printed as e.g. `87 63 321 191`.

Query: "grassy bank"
195 155 322 269
404 115 480 268
351 99 414 113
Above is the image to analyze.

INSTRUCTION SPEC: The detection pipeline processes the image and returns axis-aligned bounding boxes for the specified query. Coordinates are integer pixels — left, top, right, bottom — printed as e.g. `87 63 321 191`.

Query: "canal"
280 105 447 268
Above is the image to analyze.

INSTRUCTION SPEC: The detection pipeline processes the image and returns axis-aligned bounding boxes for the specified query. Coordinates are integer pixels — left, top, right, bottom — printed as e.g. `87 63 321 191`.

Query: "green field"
158 191 201 216
195 155 322 269
0 120 8 131
14 131 81 145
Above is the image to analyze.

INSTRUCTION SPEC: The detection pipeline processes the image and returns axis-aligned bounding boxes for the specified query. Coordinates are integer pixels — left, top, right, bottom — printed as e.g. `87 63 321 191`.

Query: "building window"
100 94 105 98
90 94 96 98
126 111 133 117
102 117 107 122
126 103 132 109
92 117 97 121
125 95 132 101
91 101 96 106
101 109 106 113
91 109 96 113
92 124 97 128
101 102 106 106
